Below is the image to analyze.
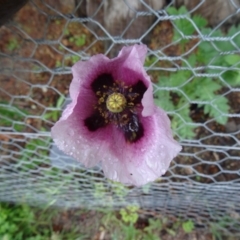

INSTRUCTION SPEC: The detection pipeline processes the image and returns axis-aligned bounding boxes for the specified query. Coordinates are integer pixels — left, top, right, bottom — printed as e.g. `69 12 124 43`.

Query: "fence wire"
0 0 240 236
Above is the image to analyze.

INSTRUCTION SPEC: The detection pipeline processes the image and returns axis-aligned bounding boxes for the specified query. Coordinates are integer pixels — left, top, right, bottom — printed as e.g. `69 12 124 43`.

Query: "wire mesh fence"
0 0 240 236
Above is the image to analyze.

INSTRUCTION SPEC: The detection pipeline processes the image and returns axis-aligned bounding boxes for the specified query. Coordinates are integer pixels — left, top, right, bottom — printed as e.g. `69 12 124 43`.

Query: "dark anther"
130 80 147 104
123 115 144 143
84 112 107 131
128 114 139 132
91 73 114 93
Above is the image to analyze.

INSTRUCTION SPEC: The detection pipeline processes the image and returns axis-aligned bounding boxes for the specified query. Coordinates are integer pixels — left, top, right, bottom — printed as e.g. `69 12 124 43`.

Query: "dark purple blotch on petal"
130 80 147 104
84 112 107 131
91 73 114 93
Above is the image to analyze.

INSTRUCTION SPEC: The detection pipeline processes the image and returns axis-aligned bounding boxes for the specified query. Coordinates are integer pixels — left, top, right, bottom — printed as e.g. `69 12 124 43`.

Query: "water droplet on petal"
113 171 117 179
69 129 74 136
146 158 154 168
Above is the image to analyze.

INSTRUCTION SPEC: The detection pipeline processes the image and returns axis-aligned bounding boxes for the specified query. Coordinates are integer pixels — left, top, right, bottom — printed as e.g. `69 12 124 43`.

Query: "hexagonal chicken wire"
0 0 240 236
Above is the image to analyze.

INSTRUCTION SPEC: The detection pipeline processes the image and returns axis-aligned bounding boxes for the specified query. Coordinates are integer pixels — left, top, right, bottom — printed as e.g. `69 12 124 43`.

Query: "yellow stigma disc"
106 93 126 113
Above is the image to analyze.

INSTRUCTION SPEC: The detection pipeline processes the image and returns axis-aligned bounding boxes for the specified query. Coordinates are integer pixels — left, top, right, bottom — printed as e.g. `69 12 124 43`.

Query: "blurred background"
0 0 240 239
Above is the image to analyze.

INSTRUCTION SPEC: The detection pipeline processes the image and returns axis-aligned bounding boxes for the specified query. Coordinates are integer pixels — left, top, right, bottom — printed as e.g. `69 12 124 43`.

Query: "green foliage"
20 137 51 163
182 220 194 233
0 103 28 132
16 136 52 173
210 215 240 240
0 203 213 240
143 219 163 240
122 224 141 240
69 34 86 47
94 182 106 198
0 203 44 240
120 205 139 224
0 203 87 240
167 6 207 45
7 38 19 51
112 181 128 199
55 60 61 67
43 95 65 122
63 55 81 65
153 7 240 139
142 183 151 194
69 55 81 63
145 56 159 67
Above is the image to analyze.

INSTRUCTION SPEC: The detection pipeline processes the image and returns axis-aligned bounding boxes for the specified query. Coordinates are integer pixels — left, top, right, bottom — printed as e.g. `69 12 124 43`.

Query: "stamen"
87 77 146 142
106 93 126 113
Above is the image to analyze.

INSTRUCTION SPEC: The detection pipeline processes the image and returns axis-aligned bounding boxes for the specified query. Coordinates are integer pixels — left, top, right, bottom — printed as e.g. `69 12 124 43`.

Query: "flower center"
106 92 126 113
85 74 147 142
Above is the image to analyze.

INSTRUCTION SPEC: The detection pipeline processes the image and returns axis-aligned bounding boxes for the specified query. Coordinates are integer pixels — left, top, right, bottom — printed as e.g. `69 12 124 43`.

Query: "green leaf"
154 8 234 139
154 90 175 112
171 103 196 139
145 56 158 67
178 6 189 15
192 15 208 29
69 37 74 42
204 96 229 125
182 220 194 233
166 6 179 15
224 54 240 65
170 70 192 88
56 95 65 108
211 55 228 67
215 41 235 52
0 104 28 131
167 6 195 39
221 70 240 86
200 28 234 52
195 78 222 101
70 55 80 63
213 96 229 124
7 38 18 51
184 54 197 67
122 224 139 240
212 28 236 52
75 34 86 47
197 41 218 64
173 120 196 139
120 206 139 224
157 76 172 88
228 26 240 46
144 219 162 233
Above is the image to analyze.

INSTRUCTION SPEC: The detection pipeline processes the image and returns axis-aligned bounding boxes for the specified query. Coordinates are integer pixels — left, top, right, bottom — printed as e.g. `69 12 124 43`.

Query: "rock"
0 0 28 26
174 0 240 27
225 120 238 133
75 0 166 56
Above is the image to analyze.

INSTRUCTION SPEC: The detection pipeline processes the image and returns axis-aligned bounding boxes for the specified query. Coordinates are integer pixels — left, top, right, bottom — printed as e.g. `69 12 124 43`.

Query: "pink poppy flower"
51 44 181 186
